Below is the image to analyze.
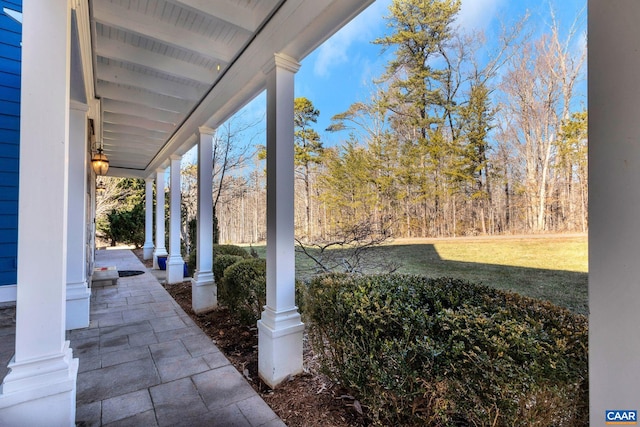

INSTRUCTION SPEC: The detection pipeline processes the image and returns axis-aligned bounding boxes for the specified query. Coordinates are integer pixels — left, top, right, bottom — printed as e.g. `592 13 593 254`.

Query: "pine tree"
456 80 494 233
374 0 462 236
294 97 323 240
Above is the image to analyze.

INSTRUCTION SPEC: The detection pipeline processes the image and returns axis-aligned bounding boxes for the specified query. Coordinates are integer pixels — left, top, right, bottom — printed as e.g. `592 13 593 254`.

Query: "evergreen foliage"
97 178 146 247
221 258 266 325
306 274 588 426
186 244 249 276
294 97 323 168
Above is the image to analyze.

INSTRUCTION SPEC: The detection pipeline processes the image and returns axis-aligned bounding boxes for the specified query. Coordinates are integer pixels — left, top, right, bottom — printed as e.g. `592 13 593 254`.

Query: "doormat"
118 270 145 277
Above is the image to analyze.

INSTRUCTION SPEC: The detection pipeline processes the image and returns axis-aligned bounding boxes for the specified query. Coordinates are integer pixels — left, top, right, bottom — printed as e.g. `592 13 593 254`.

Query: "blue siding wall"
0 0 21 286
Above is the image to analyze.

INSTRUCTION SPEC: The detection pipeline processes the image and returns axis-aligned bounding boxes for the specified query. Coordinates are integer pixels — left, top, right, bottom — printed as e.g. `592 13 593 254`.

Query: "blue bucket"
157 255 167 270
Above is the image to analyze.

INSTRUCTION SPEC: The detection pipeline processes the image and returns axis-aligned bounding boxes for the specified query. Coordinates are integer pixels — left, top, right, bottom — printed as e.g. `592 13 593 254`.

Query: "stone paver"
150 377 210 426
67 248 285 426
193 365 257 411
103 410 158 427
102 389 154 425
76 356 161 404
0 249 283 426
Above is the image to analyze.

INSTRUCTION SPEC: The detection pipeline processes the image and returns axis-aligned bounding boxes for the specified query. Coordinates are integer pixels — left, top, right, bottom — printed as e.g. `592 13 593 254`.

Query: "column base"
257 306 304 388
0 341 78 426
191 272 217 314
142 243 154 260
166 255 185 284
152 248 168 270
66 281 90 330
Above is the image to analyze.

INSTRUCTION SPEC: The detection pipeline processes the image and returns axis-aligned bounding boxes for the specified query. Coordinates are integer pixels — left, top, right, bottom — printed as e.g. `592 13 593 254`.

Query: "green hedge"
213 254 244 282
214 244 251 259
214 254 244 303
221 258 266 325
186 244 250 275
305 274 588 426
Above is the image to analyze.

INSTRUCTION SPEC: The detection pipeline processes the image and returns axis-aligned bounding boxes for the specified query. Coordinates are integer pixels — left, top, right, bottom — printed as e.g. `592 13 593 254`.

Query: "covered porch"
2 0 640 425
2 249 284 426
0 0 374 424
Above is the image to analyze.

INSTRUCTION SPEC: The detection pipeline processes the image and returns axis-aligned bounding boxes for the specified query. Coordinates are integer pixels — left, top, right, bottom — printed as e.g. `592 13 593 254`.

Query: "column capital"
198 126 216 136
145 177 154 183
262 53 300 75
155 167 166 174
170 154 182 161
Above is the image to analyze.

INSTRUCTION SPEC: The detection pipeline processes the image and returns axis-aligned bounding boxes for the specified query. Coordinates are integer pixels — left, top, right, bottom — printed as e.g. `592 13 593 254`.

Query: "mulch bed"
132 249 367 427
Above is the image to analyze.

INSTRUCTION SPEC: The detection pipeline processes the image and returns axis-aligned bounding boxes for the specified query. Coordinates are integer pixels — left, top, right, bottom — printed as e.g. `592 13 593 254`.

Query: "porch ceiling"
88 0 374 178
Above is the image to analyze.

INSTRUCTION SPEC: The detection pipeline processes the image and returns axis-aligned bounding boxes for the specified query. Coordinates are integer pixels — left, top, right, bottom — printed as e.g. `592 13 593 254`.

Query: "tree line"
97 0 587 247
217 0 587 242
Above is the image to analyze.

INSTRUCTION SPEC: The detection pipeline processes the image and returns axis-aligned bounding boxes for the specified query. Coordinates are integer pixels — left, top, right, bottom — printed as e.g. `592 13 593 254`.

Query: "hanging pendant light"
91 146 109 176
89 118 109 176
96 180 107 196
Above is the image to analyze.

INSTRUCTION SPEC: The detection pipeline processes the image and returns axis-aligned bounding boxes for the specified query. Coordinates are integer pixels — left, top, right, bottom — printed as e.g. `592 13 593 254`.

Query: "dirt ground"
132 249 366 427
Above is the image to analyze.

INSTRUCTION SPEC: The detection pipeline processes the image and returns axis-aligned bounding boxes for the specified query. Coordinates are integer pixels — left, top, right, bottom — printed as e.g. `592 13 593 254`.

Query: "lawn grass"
243 234 588 314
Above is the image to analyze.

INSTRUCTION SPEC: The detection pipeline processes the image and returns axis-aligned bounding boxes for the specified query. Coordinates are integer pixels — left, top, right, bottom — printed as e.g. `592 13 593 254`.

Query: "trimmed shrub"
186 244 251 275
305 274 588 426
222 258 266 325
213 254 244 282
214 244 251 259
214 254 244 303
295 280 309 316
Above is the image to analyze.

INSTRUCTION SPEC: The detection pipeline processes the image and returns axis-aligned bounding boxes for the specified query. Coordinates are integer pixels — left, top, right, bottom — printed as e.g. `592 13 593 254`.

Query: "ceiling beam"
102 146 160 155
106 167 148 179
102 131 166 144
164 0 260 33
96 63 202 101
103 112 177 134
97 81 193 113
109 159 156 169
102 99 182 125
103 122 169 139
95 37 218 86
93 0 236 64
108 153 158 162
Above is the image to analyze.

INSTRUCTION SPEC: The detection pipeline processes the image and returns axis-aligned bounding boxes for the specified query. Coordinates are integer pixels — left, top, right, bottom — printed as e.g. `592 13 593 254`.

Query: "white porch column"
0 0 79 424
143 178 155 260
166 155 185 284
258 53 304 388
191 127 216 313
589 1 640 420
66 101 91 330
153 168 168 269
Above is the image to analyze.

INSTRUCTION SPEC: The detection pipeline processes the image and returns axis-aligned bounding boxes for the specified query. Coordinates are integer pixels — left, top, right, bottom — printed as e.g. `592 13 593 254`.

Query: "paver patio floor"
0 248 285 427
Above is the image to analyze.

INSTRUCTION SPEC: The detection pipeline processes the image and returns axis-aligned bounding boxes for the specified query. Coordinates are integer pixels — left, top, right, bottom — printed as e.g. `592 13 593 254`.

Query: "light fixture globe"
91 147 109 175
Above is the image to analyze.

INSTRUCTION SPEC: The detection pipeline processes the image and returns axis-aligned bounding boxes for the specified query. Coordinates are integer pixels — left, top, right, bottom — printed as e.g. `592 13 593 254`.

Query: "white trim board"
0 285 17 303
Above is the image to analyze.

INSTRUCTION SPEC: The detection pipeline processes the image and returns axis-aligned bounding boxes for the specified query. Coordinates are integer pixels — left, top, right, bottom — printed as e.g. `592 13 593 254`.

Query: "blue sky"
212 0 587 162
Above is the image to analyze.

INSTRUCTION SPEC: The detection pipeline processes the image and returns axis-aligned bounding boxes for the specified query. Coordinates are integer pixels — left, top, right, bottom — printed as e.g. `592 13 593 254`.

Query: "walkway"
68 249 284 426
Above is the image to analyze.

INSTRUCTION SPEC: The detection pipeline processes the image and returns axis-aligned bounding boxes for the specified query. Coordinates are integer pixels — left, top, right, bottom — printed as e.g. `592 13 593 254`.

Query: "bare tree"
295 215 400 276
498 9 585 231
95 176 128 220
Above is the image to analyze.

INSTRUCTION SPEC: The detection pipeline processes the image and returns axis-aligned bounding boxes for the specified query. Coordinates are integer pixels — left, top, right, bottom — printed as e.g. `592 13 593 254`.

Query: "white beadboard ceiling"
88 0 374 178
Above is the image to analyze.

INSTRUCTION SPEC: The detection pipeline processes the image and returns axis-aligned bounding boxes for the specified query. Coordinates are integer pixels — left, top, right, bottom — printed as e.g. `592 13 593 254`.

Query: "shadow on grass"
297 244 588 315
